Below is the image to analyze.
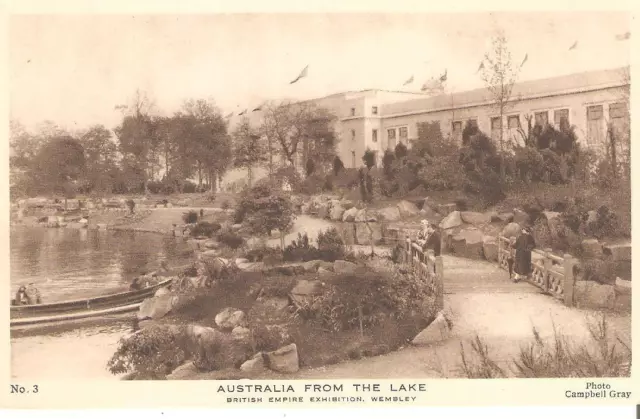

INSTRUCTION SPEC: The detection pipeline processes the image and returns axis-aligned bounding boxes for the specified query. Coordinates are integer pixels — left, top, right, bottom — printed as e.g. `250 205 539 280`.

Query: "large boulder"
460 211 491 225
330 205 346 221
355 222 382 245
231 326 252 342
542 211 561 222
451 228 484 259
290 279 324 308
501 222 521 238
497 212 514 223
137 294 180 320
412 312 452 345
581 239 603 258
377 207 401 222
355 209 377 222
240 353 267 374
439 210 463 230
482 235 498 262
265 343 299 373
342 207 359 222
334 260 357 274
186 324 252 371
397 200 420 218
574 281 615 310
215 308 247 330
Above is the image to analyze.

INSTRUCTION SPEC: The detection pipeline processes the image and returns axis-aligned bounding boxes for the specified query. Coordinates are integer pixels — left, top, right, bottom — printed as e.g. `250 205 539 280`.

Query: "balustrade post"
435 255 444 311
543 248 553 292
563 254 577 306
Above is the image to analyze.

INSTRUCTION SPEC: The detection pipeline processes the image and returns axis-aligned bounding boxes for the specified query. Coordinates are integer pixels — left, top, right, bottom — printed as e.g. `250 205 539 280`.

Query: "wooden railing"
404 238 444 311
497 236 578 306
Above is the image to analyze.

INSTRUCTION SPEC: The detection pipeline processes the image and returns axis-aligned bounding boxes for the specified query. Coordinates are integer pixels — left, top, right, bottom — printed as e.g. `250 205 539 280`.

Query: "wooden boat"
10 277 173 327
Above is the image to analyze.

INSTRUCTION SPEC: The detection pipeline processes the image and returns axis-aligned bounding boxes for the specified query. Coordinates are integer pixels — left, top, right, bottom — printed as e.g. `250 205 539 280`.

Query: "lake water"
10 226 194 380
10 226 193 302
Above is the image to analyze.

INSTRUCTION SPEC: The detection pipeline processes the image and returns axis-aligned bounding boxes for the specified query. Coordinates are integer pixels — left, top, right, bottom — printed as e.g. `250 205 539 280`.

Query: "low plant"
283 232 319 262
191 221 221 238
125 199 136 214
182 210 199 224
217 230 245 250
316 227 346 261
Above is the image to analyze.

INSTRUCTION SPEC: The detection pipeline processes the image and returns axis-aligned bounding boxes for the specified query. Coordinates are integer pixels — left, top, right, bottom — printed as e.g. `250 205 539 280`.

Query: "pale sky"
10 12 631 132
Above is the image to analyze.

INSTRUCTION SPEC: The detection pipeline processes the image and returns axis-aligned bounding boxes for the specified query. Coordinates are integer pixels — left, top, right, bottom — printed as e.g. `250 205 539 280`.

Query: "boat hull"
10 278 173 327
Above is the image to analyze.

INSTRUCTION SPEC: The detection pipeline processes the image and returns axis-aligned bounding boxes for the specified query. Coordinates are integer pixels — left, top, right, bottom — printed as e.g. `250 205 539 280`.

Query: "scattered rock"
355 209 377 222
497 212 514 223
137 294 180 320
574 281 615 310
154 287 170 297
586 210 598 225
396 200 420 218
240 353 267 374
412 312 452 345
501 222 521 238
203 240 220 250
215 308 247 330
460 211 491 225
451 228 484 259
317 267 333 277
436 203 456 216
302 259 321 272
290 280 323 307
265 343 299 373
231 326 252 342
482 235 498 262
581 239 603 258
231 224 243 231
333 260 357 274
542 211 561 221
439 210 463 230
615 277 631 294
377 206 401 222
342 207 358 222
167 361 199 380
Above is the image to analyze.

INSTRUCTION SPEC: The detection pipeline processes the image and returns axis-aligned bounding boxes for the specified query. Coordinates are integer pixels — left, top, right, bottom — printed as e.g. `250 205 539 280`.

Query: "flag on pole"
569 41 578 50
439 69 448 82
476 61 485 74
615 31 631 41
290 65 309 84
520 53 528 67
403 75 414 86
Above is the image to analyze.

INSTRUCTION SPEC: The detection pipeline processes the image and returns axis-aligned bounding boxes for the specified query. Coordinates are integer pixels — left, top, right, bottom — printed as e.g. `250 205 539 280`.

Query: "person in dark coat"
423 226 442 256
512 227 536 282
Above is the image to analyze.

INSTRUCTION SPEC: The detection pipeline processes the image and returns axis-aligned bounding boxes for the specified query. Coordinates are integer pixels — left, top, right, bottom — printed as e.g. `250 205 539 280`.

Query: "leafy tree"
394 142 408 160
79 124 119 193
232 117 267 188
240 184 296 250
33 136 86 204
362 148 376 170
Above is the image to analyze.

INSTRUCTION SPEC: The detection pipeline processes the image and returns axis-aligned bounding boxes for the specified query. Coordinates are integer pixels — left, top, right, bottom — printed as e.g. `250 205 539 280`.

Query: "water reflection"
10 226 193 302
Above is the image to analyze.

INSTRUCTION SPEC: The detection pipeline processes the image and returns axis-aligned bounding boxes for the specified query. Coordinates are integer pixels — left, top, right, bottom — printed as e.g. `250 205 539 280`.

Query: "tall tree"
232 116 268 188
80 125 119 194
33 136 86 203
480 29 521 179
113 90 158 193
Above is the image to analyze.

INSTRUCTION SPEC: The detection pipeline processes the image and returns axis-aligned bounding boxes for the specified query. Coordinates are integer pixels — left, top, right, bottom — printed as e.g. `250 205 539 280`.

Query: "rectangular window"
350 108 355 116
351 129 356 141
609 103 630 166
372 106 378 115
490 117 502 142
553 109 570 127
351 151 356 168
507 115 520 129
534 111 549 126
372 129 378 143
586 105 604 146
399 127 408 141
387 128 396 150
609 102 628 119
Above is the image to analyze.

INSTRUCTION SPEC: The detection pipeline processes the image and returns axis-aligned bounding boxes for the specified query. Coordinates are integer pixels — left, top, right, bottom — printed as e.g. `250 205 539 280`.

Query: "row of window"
349 106 379 117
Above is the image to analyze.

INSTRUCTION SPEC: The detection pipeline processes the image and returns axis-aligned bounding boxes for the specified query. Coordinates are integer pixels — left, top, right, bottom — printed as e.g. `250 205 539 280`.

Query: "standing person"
513 227 536 283
424 225 442 256
417 220 431 244
14 285 29 306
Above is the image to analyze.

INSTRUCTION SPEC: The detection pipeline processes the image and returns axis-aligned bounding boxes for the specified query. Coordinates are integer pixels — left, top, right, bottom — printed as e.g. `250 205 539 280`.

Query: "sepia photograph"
7 10 632 388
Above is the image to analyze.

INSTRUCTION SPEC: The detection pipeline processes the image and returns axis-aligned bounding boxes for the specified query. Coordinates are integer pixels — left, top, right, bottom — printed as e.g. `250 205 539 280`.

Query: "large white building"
223 66 629 186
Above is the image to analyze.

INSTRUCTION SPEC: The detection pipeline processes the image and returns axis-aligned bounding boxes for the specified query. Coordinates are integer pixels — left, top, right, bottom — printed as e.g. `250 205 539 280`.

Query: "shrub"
217 230 245 249
333 156 345 176
362 149 376 170
312 267 436 334
283 233 319 262
220 200 231 210
395 142 408 160
316 227 346 261
182 210 199 224
305 158 316 177
107 324 189 379
191 221 221 238
298 173 324 195
322 175 334 192
243 244 283 265
182 181 197 193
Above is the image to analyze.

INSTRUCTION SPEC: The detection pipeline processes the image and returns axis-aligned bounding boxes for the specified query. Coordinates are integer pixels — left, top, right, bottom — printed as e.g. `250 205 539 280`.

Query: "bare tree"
480 29 521 179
